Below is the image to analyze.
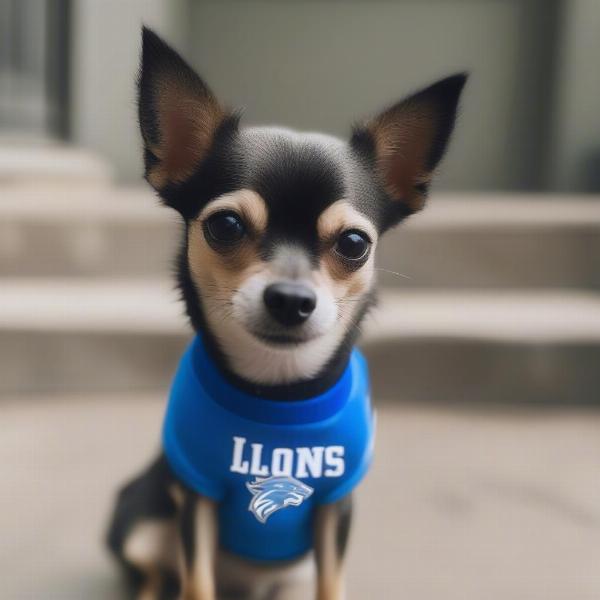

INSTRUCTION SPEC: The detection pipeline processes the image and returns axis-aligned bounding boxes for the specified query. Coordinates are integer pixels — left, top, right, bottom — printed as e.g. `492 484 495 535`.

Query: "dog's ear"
351 73 467 219
138 27 227 190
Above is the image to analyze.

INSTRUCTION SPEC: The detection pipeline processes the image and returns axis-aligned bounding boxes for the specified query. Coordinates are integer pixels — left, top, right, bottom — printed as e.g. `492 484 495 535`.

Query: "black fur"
106 455 179 595
313 496 354 586
138 27 219 168
107 456 178 554
417 73 468 171
335 495 353 560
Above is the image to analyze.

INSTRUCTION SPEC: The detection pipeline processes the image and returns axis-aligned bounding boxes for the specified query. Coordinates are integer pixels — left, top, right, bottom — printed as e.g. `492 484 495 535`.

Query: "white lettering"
271 448 294 476
229 437 346 479
295 447 324 478
250 443 270 476
230 436 249 474
324 446 345 477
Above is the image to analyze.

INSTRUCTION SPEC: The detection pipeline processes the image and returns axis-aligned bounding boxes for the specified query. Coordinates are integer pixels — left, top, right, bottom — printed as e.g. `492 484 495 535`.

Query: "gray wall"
69 0 188 182
188 0 558 191
0 0 49 134
67 0 600 192
546 0 600 191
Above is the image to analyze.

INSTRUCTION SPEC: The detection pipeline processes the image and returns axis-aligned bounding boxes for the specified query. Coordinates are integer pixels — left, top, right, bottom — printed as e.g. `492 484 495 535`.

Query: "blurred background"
1 1 600 599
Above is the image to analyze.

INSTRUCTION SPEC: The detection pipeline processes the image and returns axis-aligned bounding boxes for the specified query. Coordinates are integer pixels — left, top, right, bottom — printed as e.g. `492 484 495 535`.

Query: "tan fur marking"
188 191 270 325
367 102 437 211
167 484 192 600
124 519 179 600
146 75 224 188
124 520 178 571
198 190 268 236
136 568 163 600
168 482 186 509
146 166 168 190
315 504 345 600
317 201 377 302
187 497 218 600
317 200 377 247
318 249 374 309
188 220 263 287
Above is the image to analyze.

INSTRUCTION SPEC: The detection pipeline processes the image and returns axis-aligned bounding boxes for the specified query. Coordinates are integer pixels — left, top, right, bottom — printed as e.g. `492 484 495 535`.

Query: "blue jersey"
163 336 375 562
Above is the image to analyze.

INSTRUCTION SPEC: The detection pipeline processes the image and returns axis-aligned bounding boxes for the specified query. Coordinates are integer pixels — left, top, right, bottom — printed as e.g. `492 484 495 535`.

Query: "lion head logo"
246 475 314 523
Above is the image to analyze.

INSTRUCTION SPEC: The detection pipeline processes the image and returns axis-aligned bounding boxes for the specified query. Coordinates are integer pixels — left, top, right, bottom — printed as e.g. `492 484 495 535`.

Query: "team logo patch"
246 476 314 523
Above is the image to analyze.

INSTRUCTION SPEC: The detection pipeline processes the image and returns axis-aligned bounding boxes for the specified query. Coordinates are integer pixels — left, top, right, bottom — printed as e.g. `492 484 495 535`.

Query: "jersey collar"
189 335 355 425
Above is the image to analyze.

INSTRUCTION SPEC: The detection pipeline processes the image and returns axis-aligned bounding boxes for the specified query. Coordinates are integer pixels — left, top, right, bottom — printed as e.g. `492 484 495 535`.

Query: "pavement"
2 394 600 599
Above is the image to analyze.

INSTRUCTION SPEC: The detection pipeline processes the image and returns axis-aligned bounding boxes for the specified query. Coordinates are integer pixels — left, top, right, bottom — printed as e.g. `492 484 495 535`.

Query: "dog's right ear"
138 27 227 191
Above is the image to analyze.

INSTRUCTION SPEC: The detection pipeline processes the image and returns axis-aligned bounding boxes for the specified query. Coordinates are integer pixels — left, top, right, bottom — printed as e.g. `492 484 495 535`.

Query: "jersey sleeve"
316 408 376 505
163 426 227 501
161 350 228 501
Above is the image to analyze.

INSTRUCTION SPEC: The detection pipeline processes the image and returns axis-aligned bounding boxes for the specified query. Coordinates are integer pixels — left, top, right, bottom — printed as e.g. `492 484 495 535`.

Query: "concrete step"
0 186 177 278
1 279 599 403
2 189 600 288
376 193 600 290
0 137 114 185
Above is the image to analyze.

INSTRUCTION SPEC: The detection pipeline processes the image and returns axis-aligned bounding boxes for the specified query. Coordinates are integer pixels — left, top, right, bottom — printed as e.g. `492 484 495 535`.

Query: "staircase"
2 177 599 403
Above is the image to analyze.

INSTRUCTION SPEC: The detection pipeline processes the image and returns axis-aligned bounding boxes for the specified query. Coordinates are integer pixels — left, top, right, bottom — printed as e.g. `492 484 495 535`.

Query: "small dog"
107 27 466 600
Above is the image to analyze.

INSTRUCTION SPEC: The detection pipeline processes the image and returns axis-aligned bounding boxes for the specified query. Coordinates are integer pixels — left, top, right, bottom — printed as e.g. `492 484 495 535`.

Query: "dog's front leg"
178 494 218 600
314 495 353 600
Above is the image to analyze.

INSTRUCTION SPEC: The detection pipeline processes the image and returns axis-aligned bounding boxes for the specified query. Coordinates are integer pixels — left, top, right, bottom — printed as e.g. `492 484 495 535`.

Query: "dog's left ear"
138 27 228 191
351 73 467 221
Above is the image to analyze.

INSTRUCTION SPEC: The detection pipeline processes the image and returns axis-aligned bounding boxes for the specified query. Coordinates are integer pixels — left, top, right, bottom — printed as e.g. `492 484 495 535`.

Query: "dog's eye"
205 211 246 245
335 230 371 261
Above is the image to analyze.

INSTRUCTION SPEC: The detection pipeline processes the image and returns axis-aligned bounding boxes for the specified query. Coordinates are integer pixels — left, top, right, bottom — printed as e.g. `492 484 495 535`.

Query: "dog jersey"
162 336 375 562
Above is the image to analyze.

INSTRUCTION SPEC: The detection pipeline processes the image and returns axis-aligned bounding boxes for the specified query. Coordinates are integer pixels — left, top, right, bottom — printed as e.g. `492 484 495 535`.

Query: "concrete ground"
1 394 600 600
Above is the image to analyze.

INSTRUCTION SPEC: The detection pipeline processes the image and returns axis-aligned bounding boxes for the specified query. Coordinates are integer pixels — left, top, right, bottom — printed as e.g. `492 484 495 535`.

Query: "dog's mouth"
250 328 318 347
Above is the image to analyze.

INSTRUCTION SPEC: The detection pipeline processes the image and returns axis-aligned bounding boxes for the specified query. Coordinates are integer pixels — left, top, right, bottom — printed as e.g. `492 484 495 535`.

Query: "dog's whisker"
374 267 411 279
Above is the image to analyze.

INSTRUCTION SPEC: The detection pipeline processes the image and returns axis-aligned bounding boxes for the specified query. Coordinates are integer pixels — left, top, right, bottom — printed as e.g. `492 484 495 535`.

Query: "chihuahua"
107 27 466 600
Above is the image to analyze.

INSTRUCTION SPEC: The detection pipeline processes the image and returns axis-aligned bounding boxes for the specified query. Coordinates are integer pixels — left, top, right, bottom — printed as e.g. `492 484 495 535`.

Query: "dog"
107 27 466 600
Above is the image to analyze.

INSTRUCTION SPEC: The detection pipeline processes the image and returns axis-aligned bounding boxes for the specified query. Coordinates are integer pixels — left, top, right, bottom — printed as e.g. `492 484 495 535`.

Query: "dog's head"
246 476 314 524
138 28 466 388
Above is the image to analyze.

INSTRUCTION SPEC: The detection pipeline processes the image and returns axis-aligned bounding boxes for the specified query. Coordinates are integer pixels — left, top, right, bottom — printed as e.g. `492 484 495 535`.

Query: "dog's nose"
263 282 316 327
